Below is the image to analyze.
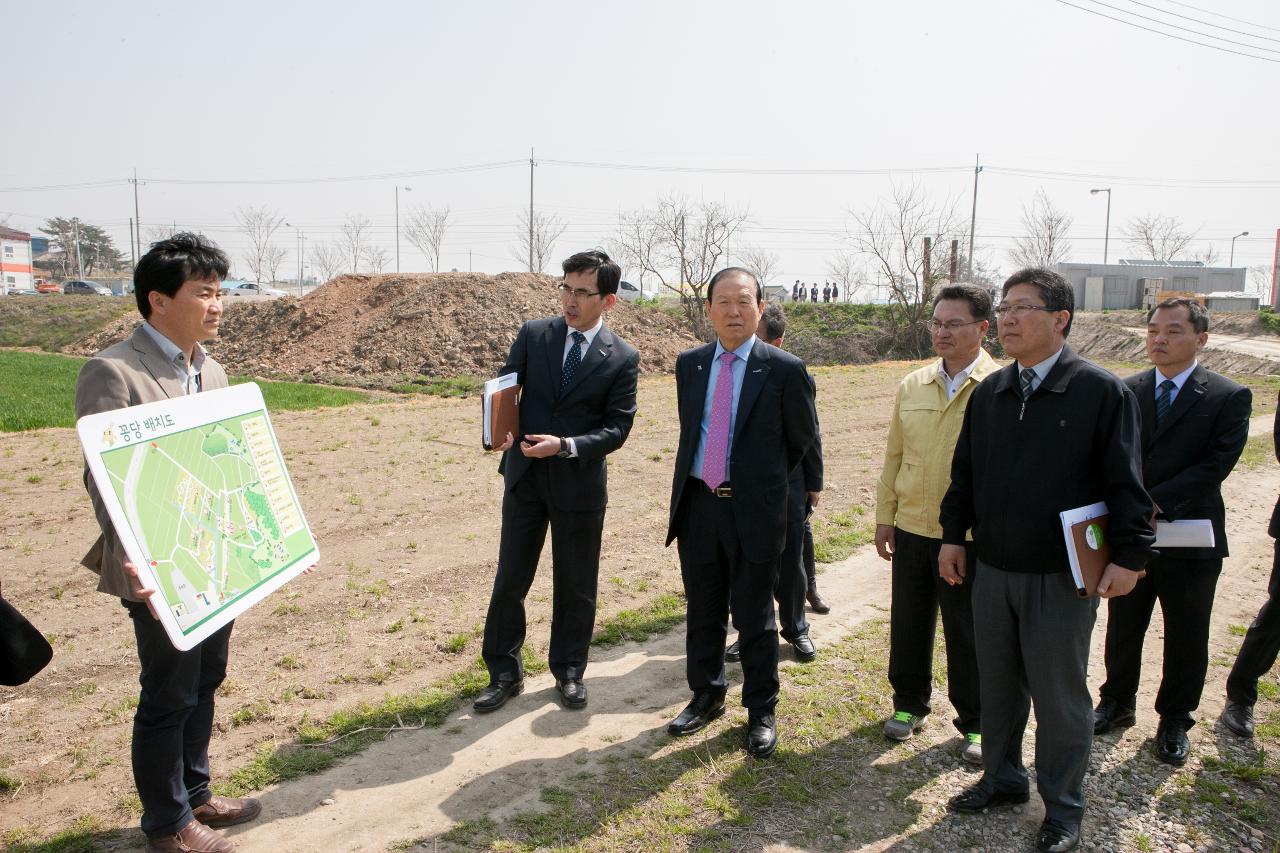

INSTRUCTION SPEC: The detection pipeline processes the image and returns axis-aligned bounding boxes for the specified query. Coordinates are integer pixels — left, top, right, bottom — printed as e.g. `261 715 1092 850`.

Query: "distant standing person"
822 283 831 303
939 267 1155 853
665 268 819 757
475 249 640 714
793 280 802 302
831 282 840 302
874 284 999 765
725 302 823 664
1222 391 1280 739
810 283 818 303
1094 298 1251 766
76 234 264 853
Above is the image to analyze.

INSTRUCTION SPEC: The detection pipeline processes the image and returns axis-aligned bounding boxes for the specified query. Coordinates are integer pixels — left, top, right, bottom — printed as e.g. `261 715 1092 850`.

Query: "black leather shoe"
1035 818 1081 852
1221 701 1255 738
1092 697 1136 735
947 784 1031 814
1155 717 1191 766
724 639 741 663
788 631 817 662
806 586 831 614
746 713 777 757
668 691 726 736
556 678 587 709
472 679 523 713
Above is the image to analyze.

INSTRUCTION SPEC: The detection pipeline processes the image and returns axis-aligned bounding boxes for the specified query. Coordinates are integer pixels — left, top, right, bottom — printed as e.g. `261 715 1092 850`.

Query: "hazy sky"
3 0 1277 286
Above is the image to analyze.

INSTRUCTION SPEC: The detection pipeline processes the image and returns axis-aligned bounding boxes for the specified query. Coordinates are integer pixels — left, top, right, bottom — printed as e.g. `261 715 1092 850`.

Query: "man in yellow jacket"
875 283 999 764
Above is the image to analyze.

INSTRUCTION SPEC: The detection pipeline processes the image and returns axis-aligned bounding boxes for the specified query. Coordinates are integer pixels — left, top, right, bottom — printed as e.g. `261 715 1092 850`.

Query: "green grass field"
0 350 372 432
0 296 136 351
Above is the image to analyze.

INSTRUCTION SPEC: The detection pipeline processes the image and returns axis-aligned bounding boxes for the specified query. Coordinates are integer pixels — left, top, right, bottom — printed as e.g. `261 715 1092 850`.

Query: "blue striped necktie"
1155 379 1176 427
561 331 586 394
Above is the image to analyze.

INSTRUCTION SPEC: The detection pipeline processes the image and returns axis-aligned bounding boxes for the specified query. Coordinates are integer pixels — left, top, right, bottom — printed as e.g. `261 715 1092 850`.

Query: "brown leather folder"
1065 513 1111 597
483 383 521 451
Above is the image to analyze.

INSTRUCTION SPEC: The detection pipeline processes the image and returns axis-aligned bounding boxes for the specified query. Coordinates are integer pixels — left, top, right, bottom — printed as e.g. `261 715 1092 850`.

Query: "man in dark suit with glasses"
474 249 640 714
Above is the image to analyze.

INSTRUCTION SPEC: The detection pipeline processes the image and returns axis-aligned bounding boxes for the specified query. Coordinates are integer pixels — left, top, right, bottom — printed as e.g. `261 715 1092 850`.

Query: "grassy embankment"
0 350 372 432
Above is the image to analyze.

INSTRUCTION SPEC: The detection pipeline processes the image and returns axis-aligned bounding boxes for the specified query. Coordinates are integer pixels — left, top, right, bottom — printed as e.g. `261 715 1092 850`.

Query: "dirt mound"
1071 313 1280 376
73 273 701 385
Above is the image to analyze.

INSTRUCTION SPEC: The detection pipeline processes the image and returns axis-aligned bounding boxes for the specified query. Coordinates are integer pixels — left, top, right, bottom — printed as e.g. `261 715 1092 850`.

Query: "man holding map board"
475 249 639 714
938 267 1155 853
75 234 264 853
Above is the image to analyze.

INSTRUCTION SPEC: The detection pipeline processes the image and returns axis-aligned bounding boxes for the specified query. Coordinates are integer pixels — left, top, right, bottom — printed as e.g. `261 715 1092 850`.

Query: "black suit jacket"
788 370 823 522
666 339 819 563
1272 395 1280 538
498 316 640 512
1125 365 1252 559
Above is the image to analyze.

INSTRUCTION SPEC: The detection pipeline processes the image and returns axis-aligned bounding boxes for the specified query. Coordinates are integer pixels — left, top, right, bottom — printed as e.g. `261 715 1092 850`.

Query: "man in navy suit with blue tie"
664 268 819 757
474 249 640 714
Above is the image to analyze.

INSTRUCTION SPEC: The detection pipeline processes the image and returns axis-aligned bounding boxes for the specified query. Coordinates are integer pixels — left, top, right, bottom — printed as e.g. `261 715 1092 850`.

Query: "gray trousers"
972 562 1099 825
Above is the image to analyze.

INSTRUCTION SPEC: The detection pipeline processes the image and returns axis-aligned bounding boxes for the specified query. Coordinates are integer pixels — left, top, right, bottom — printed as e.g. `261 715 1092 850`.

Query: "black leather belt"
690 477 732 498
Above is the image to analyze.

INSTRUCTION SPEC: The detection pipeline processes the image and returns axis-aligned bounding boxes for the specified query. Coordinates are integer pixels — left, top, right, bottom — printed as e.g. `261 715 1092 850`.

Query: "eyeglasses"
558 283 601 300
926 319 984 333
994 303 1055 319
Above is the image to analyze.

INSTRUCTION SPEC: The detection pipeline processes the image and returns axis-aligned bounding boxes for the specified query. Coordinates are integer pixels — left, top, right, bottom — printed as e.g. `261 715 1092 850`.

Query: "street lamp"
285 222 305 297
1090 188 1112 264
1230 231 1249 267
395 185 413 273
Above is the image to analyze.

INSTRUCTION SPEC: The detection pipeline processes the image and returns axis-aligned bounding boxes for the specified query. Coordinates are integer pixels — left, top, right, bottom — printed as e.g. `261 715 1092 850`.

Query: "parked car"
222 281 287 298
63 279 113 296
618 280 642 302
35 278 60 294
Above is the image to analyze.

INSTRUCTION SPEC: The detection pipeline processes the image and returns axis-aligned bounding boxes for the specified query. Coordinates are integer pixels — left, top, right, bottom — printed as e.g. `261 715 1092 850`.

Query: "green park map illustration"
98 411 316 635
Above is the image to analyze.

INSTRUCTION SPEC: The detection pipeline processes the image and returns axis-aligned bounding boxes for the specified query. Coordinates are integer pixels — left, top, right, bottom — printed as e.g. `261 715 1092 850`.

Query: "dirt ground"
1 361 1277 851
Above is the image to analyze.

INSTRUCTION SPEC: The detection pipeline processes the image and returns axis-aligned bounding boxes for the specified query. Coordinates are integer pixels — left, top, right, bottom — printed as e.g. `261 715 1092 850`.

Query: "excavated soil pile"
75 272 701 384
1071 312 1280 376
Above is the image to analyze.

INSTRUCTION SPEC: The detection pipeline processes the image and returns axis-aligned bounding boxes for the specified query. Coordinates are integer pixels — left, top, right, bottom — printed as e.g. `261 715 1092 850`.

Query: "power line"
540 159 969 176
1076 0 1280 53
1121 0 1280 42
143 159 526 186
1159 0 1280 34
1052 0 1280 62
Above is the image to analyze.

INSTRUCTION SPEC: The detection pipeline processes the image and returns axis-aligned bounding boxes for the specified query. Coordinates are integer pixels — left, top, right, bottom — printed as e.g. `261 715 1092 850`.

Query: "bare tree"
362 245 391 273
263 245 289 283
340 213 372 273
739 245 780 292
826 253 864 302
1248 264 1273 299
1194 243 1221 266
846 183 962 356
615 193 749 335
403 205 451 272
1009 189 1073 269
1123 214 1197 261
234 206 285 284
143 223 179 248
309 242 345 282
513 209 567 274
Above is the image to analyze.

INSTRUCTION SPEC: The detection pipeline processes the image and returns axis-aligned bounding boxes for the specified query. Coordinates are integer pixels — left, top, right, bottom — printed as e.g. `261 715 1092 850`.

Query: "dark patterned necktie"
1155 378 1176 427
1019 367 1037 399
560 331 586 394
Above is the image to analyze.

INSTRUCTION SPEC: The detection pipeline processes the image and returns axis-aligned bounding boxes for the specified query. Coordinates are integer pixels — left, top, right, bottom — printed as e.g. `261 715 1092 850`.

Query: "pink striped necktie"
701 351 737 489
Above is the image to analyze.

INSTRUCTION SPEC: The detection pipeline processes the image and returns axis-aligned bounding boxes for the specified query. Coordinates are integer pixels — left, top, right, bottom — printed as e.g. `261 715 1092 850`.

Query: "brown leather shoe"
192 794 262 828
146 818 236 852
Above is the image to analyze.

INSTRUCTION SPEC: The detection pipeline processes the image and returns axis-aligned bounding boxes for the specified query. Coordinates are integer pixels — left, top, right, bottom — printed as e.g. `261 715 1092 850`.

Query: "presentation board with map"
77 383 319 650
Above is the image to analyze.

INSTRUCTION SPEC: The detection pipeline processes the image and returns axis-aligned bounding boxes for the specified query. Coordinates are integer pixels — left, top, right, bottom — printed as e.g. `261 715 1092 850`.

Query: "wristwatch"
556 437 572 458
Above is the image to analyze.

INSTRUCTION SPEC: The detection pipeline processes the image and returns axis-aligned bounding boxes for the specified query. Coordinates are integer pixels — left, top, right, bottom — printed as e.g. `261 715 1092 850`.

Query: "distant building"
1055 259 1246 311
0 226 34 293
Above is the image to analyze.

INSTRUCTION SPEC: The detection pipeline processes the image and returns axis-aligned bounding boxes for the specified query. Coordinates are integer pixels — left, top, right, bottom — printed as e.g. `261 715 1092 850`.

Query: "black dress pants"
482 461 605 683
887 527 980 733
802 518 816 588
774 511 810 641
1227 541 1280 706
1100 554 1222 724
127 600 233 838
677 483 780 711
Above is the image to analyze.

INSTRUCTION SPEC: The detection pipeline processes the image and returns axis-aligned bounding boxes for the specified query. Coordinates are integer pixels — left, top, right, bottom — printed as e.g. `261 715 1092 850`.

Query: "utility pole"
129 218 136 271
528 148 535 273
395 185 412 273
923 236 932 301
73 218 84 279
950 239 959 281
967 154 982 279
131 169 142 260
